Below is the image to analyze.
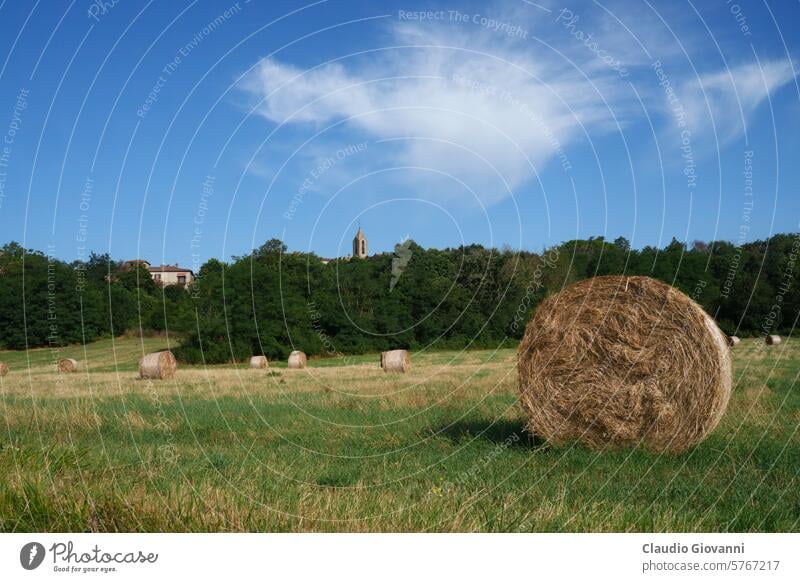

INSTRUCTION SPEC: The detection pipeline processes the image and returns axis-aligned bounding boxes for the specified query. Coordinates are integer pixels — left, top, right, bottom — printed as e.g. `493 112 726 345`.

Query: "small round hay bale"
727 336 740 347
765 334 782 345
287 350 307 369
57 358 79 373
139 350 177 380
0 362 8 377
249 355 269 369
381 349 410 373
518 276 732 454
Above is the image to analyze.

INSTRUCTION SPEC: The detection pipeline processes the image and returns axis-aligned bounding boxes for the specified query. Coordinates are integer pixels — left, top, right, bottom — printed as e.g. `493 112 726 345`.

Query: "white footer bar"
1 533 797 581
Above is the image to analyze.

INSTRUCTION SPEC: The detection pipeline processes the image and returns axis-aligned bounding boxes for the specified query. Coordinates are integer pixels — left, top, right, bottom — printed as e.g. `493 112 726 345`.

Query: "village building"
123 260 194 287
124 228 366 276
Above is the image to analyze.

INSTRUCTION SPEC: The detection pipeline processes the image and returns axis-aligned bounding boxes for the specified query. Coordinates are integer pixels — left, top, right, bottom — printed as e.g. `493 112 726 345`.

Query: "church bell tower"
353 227 367 259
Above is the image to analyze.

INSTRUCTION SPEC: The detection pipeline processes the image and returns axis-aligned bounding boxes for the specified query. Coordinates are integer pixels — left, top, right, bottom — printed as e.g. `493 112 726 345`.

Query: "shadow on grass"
436 418 544 449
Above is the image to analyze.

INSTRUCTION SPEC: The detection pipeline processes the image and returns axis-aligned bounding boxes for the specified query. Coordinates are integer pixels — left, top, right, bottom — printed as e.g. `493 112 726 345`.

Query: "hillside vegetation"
0 233 798 363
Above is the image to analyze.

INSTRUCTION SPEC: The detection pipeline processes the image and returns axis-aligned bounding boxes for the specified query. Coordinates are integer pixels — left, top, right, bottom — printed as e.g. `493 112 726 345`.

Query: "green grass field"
0 337 797 532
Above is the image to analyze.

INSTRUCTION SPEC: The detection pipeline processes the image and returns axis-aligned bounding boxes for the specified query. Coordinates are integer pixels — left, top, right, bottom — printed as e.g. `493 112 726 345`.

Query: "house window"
153 274 161 281
177 275 186 284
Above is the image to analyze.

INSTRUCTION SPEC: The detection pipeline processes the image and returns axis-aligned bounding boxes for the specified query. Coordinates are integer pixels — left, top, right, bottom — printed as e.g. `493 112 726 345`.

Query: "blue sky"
0 0 798 267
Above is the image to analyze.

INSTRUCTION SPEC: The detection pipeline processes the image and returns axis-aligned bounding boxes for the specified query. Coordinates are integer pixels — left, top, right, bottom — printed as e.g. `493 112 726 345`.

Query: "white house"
149 263 194 286
123 260 194 287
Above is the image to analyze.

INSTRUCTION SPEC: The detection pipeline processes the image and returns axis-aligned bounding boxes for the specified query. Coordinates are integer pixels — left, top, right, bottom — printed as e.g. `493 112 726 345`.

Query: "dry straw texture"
0 362 8 377
728 336 741 347
381 349 411 373
249 355 269 369
139 351 177 380
518 275 732 454
57 358 79 373
287 351 307 369
765 335 782 345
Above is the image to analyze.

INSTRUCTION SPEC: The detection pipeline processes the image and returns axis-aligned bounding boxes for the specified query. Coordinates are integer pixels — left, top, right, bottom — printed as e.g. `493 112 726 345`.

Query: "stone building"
149 263 194 286
353 227 368 259
122 260 194 287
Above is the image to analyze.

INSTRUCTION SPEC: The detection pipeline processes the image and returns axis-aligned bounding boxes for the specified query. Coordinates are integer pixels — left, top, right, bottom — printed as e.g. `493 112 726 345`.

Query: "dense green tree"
1 232 799 359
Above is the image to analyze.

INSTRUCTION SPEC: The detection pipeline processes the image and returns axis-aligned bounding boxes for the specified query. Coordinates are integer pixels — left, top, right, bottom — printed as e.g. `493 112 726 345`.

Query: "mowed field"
0 337 798 532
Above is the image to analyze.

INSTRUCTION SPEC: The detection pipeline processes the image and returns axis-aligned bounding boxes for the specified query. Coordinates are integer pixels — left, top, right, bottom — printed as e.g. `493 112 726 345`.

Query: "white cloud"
680 59 796 142
239 21 638 205
239 13 796 205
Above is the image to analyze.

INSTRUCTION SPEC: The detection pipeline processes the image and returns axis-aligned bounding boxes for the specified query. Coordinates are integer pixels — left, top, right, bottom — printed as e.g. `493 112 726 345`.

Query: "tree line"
0 233 797 363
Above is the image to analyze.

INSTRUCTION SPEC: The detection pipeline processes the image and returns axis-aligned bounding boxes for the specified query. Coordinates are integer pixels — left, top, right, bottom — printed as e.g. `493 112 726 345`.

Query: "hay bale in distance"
0 362 8 377
517 275 732 454
381 349 410 373
287 350 307 369
765 335 782 345
58 358 79 373
727 336 740 347
139 350 177 380
249 355 269 369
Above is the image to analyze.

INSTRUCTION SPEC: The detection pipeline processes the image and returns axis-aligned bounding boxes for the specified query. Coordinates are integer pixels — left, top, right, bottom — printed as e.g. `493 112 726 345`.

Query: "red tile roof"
148 265 193 273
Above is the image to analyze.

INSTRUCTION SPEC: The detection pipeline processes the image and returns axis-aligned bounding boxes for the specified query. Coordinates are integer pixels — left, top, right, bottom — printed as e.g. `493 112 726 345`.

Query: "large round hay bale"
138 350 177 380
57 358 79 373
0 362 8 377
249 355 269 369
518 275 732 454
381 349 410 373
727 336 740 347
287 350 307 369
765 334 781 345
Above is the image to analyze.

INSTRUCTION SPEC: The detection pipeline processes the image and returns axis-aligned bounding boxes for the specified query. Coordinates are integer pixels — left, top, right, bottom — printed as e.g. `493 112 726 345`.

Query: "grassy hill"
0 336 173 373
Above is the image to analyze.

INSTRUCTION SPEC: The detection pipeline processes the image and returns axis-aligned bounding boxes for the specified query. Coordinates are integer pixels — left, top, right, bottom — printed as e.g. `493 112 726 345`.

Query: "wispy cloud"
679 59 796 143
241 21 635 204
239 7 795 204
